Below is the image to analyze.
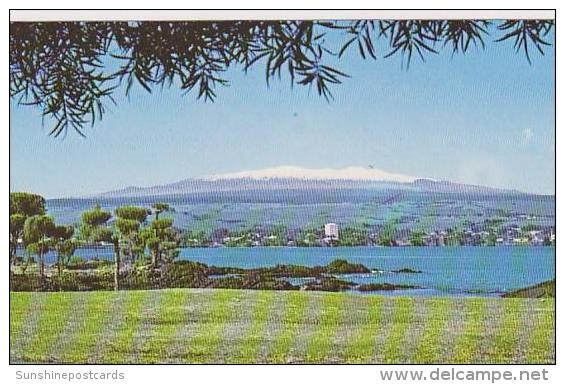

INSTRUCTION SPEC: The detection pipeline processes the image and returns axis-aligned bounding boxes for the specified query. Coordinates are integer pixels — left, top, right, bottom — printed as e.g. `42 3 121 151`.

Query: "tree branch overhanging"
9 19 555 137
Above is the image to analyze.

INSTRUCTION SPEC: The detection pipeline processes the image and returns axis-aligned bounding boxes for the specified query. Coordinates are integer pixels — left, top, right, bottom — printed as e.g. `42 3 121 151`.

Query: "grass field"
10 289 554 364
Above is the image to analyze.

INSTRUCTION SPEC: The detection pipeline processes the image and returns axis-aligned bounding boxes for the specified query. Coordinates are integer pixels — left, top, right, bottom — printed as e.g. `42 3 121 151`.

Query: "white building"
324 223 339 240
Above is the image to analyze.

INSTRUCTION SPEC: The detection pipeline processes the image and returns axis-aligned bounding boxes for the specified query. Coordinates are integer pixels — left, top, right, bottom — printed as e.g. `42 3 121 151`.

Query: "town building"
324 223 339 240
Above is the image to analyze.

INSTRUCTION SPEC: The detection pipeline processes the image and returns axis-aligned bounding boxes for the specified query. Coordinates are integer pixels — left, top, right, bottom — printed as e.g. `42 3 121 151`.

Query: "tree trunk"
9 243 16 269
157 243 161 264
128 239 133 262
155 226 161 265
151 248 157 267
113 239 120 291
57 253 62 291
9 243 16 291
39 247 45 280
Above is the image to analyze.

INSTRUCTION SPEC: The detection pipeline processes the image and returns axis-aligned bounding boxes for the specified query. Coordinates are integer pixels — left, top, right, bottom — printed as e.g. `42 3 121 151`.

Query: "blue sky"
10 24 555 198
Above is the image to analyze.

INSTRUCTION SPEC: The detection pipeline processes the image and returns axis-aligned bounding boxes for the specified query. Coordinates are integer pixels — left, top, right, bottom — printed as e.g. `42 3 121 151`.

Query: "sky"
10 23 555 198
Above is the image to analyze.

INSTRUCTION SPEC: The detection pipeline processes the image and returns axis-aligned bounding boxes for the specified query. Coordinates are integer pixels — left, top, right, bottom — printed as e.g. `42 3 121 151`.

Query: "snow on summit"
202 166 417 183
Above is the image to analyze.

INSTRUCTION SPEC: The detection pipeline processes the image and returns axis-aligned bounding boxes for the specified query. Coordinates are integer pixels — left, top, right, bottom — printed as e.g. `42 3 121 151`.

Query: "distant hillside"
47 186 554 231
412 178 523 195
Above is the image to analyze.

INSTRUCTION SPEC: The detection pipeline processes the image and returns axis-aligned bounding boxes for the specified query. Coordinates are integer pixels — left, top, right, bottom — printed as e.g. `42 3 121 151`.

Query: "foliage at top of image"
10 19 554 137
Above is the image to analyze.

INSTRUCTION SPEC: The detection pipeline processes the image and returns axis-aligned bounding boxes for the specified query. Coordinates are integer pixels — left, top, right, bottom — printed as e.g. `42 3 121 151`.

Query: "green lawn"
10 289 554 364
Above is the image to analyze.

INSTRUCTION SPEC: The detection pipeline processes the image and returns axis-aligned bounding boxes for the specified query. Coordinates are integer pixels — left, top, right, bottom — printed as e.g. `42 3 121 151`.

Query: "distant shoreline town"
181 221 556 248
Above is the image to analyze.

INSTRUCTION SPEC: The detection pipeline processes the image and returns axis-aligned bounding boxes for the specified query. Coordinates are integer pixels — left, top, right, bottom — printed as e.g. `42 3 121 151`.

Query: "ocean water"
29 245 554 297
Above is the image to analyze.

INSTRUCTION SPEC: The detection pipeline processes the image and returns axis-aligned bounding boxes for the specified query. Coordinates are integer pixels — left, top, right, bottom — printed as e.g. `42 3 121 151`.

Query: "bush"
249 264 324 278
9 258 375 292
325 259 370 274
209 275 299 291
357 283 420 292
10 273 46 291
67 255 87 266
304 277 356 292
10 270 115 291
65 258 112 270
158 261 211 288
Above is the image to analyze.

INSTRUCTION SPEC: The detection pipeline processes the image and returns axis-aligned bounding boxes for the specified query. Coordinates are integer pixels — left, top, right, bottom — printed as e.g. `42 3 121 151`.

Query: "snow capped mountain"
201 165 418 183
94 165 523 199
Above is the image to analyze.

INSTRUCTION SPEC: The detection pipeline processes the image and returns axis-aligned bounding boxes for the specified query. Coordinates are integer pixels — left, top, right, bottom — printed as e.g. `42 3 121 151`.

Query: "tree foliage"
114 206 148 262
51 224 74 241
115 218 140 235
10 193 48 265
144 217 180 265
80 204 113 242
92 226 114 243
9 214 26 264
10 214 27 236
23 215 55 245
51 226 77 276
81 204 112 227
10 192 46 217
152 202 173 220
115 206 150 223
10 19 554 137
22 214 56 278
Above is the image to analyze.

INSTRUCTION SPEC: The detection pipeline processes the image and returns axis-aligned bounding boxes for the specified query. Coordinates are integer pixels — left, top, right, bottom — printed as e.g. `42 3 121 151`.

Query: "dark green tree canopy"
115 206 150 222
10 214 26 235
10 192 46 217
10 192 47 263
10 19 554 137
26 241 50 256
151 217 174 231
152 202 171 212
92 226 114 243
23 215 55 244
152 202 173 218
81 204 112 227
51 225 74 241
55 239 78 259
115 218 141 236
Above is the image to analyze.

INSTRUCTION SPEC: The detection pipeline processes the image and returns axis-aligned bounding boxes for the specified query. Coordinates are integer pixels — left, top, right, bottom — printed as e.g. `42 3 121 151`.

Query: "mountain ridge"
94 166 526 198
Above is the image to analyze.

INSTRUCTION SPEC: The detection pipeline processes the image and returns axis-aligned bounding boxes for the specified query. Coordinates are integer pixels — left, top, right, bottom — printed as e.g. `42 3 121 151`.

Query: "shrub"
325 259 370 274
304 277 356 292
357 283 420 292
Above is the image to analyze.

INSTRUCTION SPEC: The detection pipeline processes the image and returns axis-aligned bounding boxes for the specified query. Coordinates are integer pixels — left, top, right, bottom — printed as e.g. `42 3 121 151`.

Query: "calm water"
33 246 554 297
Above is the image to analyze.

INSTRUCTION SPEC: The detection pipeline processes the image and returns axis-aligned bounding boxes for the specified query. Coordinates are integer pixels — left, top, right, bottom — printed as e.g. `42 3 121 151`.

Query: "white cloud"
456 154 509 190
522 127 534 144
